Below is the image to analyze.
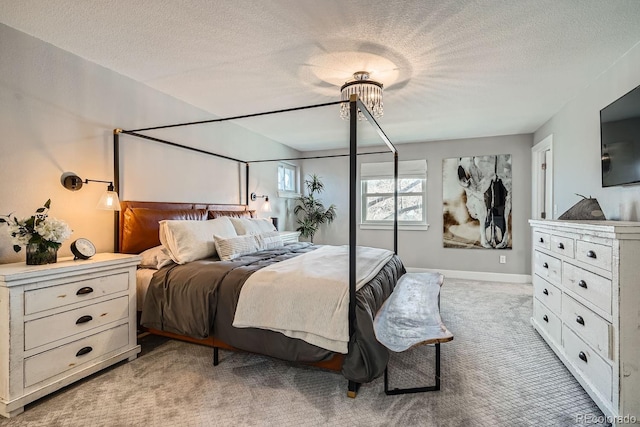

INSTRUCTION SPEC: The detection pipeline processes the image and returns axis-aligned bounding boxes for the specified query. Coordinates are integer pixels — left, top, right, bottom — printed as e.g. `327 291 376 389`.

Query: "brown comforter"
141 242 405 383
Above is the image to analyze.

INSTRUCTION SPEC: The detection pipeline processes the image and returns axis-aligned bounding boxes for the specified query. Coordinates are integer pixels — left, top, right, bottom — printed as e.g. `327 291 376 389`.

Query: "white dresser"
529 220 640 422
0 253 141 418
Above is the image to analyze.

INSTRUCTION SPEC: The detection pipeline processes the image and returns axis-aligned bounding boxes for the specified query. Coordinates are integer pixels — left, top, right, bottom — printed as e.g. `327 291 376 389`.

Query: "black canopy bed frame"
111 95 400 397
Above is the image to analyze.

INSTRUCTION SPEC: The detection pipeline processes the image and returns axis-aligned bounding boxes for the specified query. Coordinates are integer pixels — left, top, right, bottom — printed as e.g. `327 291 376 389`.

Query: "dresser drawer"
533 251 562 285
533 231 551 250
549 235 574 259
533 275 561 315
563 326 612 402
24 323 129 388
561 295 611 360
24 296 129 351
533 298 561 345
24 272 129 315
563 263 612 315
575 240 612 273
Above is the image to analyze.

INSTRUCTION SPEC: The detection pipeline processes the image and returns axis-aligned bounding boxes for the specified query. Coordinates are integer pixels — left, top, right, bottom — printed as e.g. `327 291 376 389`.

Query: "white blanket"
232 245 394 353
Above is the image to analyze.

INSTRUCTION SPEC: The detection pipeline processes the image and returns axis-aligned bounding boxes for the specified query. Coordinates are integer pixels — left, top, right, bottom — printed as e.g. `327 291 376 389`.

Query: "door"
532 135 553 220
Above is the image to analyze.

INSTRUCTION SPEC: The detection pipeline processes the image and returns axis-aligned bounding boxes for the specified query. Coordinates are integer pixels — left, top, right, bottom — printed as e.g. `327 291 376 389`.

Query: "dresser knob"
576 316 585 326
557 243 564 249
76 286 94 296
578 280 588 289
543 315 549 322
75 315 93 325
586 250 597 259
542 262 549 269
543 288 549 295
539 237 544 243
76 346 93 357
578 351 588 363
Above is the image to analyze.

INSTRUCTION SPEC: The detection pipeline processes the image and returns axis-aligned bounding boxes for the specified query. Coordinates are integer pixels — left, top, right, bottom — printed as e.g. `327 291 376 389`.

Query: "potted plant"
294 174 337 243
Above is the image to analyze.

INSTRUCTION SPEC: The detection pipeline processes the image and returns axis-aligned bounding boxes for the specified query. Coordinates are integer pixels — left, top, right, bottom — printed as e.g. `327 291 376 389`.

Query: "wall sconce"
61 172 121 211
250 192 271 212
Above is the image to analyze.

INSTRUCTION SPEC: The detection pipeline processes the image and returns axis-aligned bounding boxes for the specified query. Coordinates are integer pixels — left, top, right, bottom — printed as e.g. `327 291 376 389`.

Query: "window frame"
277 162 300 198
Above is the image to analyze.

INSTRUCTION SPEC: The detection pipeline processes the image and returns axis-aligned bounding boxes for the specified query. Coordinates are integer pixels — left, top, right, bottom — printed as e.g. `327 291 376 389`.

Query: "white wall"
534 41 640 220
300 134 533 275
0 24 298 264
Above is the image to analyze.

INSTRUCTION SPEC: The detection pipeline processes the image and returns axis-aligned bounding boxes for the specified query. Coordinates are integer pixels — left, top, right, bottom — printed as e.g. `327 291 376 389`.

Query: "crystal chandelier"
340 71 383 120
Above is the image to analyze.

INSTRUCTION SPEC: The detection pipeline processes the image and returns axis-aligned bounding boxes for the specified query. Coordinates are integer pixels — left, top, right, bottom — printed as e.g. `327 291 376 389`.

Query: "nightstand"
279 231 301 244
0 253 141 418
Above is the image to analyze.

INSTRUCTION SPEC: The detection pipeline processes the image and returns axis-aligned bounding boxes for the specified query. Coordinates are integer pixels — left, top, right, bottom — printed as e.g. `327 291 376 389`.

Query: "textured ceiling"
2 0 640 151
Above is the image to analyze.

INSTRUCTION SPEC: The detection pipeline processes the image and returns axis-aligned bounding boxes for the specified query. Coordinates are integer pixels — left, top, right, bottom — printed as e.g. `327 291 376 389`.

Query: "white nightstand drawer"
533 275 561 315
562 295 611 360
563 326 612 403
24 323 129 388
563 263 612 315
25 296 129 351
24 272 129 315
550 234 575 259
533 251 562 285
575 240 612 273
533 298 561 345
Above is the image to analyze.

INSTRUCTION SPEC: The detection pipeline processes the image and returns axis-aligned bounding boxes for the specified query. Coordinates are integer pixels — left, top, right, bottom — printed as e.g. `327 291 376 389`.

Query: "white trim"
405 267 532 284
360 224 429 231
531 134 553 220
277 191 301 199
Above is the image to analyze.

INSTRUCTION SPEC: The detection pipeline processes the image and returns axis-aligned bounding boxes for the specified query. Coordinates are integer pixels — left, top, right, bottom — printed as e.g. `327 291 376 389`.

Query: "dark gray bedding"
141 242 405 383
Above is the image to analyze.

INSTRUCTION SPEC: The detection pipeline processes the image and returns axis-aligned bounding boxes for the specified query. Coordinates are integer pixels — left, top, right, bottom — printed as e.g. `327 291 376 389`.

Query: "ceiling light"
340 71 383 120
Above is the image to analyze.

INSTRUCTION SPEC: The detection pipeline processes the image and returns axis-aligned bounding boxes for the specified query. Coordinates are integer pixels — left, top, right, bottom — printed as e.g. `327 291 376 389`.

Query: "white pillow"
159 217 237 264
214 231 283 261
229 217 276 235
138 245 174 269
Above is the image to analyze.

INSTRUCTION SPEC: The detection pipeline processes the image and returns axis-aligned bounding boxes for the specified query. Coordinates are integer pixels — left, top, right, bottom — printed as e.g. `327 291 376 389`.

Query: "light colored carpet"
0 279 608 427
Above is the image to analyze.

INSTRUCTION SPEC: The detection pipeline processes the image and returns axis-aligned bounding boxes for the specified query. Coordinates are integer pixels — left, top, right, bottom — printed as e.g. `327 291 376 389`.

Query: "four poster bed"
112 97 403 396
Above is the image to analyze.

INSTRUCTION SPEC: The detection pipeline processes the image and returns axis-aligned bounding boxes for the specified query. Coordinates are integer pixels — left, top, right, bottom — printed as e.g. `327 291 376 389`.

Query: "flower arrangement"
1 199 72 264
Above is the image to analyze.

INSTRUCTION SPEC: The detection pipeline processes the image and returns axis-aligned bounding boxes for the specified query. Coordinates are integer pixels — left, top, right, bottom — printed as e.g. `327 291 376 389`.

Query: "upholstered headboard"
119 201 255 254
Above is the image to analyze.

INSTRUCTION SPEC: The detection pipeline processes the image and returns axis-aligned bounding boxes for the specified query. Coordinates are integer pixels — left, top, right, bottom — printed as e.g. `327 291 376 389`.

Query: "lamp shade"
261 198 272 213
97 190 121 211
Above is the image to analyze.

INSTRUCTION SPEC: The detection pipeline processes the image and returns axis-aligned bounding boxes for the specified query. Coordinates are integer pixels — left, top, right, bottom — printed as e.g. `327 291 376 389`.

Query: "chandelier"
340 71 384 120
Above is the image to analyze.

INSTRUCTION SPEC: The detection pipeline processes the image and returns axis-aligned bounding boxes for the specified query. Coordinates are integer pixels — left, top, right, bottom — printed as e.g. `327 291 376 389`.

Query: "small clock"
71 238 96 260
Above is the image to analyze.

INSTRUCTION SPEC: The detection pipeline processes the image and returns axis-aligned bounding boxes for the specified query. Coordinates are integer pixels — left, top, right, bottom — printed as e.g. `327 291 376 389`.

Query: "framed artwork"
442 154 512 249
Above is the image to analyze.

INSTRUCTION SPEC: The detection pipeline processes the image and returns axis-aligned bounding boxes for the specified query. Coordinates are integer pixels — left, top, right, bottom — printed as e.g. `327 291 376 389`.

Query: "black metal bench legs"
347 380 361 398
384 343 441 395
213 347 219 366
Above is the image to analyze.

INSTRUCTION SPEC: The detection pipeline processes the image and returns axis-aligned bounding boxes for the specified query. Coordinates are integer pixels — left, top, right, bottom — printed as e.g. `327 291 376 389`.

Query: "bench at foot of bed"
373 272 454 395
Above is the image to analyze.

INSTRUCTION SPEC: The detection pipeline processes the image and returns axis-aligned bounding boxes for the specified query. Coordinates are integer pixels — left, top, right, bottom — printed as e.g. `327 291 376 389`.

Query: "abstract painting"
443 154 512 249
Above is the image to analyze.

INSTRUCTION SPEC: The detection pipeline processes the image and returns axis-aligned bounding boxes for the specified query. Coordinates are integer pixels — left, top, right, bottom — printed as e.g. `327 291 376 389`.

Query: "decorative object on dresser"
0 253 141 418
70 238 96 260
557 194 606 220
0 199 72 265
529 220 640 422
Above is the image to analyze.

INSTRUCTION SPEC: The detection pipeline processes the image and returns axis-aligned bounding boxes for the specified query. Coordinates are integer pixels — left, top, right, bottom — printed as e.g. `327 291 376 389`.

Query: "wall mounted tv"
601 84 640 187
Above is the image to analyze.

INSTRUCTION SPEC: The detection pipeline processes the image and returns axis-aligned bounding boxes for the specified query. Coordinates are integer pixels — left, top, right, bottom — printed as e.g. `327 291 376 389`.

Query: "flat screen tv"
601 84 640 187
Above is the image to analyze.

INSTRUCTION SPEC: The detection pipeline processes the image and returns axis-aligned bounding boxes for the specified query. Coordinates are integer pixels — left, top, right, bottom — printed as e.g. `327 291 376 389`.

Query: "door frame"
531 134 553 220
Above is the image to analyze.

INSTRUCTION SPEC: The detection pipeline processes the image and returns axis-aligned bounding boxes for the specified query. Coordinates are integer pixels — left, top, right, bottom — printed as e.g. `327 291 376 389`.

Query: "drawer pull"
539 237 544 243
76 346 93 357
557 242 564 249
76 315 93 325
578 280 588 289
543 288 549 295
578 351 588 363
542 262 549 269
543 315 548 323
576 316 585 326
76 287 94 296
586 250 597 259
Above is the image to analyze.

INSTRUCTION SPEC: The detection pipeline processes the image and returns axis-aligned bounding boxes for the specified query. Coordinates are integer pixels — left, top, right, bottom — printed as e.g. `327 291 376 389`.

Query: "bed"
121 201 405 389
113 97 402 396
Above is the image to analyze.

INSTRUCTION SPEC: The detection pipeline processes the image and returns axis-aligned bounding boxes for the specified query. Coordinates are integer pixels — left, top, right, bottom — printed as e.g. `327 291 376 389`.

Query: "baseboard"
405 267 532 284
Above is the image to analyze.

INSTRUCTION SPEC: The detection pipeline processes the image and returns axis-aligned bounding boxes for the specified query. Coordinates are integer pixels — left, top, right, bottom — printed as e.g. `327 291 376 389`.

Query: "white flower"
6 219 32 246
35 218 72 243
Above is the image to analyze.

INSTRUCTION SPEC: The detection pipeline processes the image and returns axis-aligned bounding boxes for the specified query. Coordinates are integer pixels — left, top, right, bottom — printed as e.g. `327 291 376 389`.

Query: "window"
277 163 299 197
361 160 427 227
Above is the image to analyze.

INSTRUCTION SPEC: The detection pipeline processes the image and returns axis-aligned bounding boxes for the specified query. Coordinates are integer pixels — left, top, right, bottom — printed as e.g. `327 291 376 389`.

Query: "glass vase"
25 242 58 265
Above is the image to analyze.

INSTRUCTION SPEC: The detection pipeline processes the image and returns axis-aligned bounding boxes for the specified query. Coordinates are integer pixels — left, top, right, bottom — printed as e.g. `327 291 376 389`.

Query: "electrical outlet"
499 255 506 264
